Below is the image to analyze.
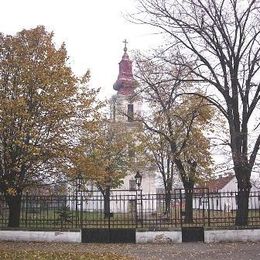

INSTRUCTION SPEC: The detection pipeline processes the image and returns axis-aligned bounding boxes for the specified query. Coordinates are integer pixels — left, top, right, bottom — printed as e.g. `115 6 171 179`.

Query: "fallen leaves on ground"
0 249 132 260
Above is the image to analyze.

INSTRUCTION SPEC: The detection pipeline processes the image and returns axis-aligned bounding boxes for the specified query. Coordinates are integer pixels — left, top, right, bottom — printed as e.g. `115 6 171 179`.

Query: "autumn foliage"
0 26 98 226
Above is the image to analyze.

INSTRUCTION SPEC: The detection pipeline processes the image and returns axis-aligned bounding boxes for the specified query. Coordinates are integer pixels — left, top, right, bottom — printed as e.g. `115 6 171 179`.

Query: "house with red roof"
195 175 259 211
205 175 236 193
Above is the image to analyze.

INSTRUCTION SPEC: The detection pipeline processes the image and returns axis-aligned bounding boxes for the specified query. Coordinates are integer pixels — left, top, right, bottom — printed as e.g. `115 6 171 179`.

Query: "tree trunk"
5 193 22 227
164 190 171 217
184 186 194 223
182 179 195 224
174 158 196 223
235 188 250 226
234 167 251 226
104 187 110 219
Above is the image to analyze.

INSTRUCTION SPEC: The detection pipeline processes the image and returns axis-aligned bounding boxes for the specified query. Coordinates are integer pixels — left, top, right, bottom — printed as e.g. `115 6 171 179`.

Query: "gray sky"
0 0 157 98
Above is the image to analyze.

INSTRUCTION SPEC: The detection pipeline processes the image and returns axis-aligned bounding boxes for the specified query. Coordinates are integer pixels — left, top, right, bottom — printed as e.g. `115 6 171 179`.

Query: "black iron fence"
0 189 259 230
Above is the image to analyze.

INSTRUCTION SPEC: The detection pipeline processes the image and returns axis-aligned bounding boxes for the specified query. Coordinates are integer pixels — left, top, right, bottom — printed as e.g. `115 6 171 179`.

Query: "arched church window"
127 104 134 122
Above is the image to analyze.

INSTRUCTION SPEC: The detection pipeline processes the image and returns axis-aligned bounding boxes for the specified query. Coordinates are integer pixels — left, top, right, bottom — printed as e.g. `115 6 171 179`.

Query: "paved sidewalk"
125 242 260 260
0 241 259 259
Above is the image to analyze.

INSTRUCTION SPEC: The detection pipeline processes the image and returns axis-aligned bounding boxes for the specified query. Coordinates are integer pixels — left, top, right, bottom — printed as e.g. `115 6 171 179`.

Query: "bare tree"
133 0 260 226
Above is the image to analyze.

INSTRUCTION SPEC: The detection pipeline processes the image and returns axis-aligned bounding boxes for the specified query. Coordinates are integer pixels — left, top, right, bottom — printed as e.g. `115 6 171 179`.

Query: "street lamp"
75 173 83 228
134 171 143 227
76 173 83 190
135 171 142 190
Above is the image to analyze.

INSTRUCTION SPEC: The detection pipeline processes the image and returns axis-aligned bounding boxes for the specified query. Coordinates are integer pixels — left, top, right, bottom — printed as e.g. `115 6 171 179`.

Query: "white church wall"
119 172 157 194
113 95 142 122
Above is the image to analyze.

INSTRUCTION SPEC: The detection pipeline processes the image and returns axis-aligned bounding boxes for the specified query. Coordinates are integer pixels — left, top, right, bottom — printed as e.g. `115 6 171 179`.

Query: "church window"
127 104 134 121
129 179 136 190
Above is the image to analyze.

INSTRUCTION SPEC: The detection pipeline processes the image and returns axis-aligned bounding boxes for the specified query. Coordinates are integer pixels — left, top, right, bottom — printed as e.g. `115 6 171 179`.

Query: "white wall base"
205 229 260 243
1 229 260 244
136 231 182 243
0 230 81 243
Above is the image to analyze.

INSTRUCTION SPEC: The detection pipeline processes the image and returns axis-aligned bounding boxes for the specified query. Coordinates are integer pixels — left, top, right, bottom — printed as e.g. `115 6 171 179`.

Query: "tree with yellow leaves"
135 53 215 221
73 116 140 218
0 26 99 227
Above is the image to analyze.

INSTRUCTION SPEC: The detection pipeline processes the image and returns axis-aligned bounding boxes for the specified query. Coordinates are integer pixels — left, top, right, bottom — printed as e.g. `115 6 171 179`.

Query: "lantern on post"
135 171 142 190
134 171 143 227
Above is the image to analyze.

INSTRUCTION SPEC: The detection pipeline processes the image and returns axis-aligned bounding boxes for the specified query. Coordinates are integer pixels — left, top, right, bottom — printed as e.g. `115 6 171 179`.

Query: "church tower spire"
111 40 141 123
113 40 136 95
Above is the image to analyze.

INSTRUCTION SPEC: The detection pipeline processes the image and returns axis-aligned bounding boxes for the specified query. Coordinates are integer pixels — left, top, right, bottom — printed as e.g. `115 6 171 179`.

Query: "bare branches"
134 49 214 188
132 0 260 180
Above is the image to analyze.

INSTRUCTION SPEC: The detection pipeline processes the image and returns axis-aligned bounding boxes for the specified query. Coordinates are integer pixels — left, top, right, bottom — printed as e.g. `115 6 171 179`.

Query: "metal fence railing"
0 189 259 230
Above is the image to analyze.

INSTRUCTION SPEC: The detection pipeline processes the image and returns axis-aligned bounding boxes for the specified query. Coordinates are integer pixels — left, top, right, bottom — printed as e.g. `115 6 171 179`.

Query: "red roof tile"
204 175 235 192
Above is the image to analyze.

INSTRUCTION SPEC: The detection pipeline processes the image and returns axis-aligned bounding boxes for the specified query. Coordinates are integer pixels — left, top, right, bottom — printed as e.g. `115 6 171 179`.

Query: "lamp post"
134 171 143 227
135 171 142 190
75 173 83 228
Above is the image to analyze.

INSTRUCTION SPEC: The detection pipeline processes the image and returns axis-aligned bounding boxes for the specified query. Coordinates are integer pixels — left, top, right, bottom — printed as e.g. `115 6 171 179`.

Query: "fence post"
135 190 138 228
180 189 183 227
135 189 143 228
80 194 83 229
174 191 177 227
25 192 28 228
140 189 143 228
108 189 111 243
207 189 210 227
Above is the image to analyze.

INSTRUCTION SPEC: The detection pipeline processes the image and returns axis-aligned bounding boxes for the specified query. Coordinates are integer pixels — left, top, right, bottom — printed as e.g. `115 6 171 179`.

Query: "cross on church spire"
123 39 128 53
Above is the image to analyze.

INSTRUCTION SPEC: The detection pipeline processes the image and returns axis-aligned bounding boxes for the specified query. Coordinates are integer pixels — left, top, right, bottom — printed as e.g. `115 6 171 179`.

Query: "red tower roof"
113 40 136 95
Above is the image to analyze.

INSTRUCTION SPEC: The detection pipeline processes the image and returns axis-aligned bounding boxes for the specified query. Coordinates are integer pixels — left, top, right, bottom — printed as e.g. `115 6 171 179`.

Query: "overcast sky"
0 0 157 98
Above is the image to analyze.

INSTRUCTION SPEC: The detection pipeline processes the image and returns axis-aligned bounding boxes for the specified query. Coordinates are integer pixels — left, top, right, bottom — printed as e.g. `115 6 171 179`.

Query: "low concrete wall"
136 231 182 243
0 230 81 243
205 229 260 243
1 229 259 244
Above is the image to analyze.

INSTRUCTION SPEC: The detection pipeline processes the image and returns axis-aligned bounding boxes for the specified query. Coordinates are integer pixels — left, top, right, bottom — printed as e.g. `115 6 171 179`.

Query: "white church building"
110 41 158 194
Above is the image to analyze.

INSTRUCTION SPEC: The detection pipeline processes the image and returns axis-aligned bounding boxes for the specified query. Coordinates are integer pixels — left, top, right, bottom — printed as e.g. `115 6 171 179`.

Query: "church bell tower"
111 40 141 123
110 41 157 193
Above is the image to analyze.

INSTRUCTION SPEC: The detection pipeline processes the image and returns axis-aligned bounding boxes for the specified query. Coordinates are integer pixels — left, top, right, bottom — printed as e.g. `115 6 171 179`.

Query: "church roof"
113 40 137 95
